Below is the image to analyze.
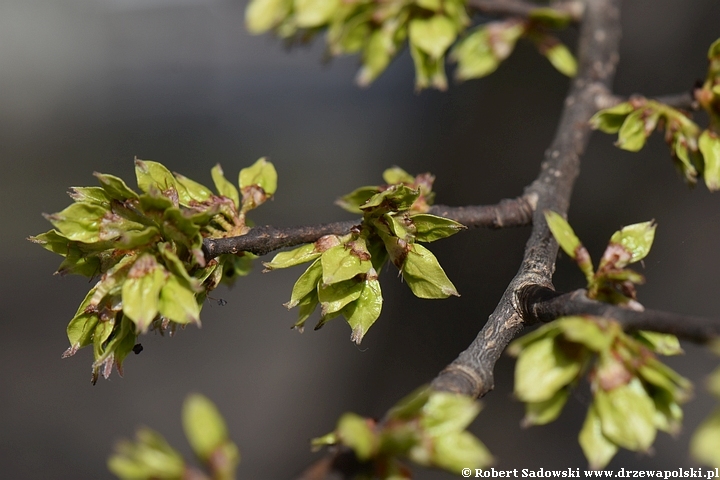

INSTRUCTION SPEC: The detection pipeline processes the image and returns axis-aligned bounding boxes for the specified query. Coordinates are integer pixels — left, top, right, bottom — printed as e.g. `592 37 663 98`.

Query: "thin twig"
202 197 535 259
467 0 583 22
518 285 720 343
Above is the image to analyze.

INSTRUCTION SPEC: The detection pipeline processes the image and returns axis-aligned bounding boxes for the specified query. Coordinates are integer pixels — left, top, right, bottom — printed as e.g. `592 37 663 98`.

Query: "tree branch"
518 285 720 343
202 197 535 259
430 0 622 398
467 0 583 22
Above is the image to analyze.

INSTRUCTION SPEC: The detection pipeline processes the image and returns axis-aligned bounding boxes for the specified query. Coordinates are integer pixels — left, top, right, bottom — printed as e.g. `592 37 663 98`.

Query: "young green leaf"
182 394 231 462
344 278 383 344
239 157 278 196
158 275 201 325
122 255 168 333
383 166 415 185
690 407 720 468
579 403 619 470
318 279 364 316
402 244 459 298
108 428 186 480
616 109 648 151
94 173 139 201
523 388 569 427
590 102 635 134
336 186 379 213
294 0 340 28
320 244 372 285
699 130 720 191
607 220 656 266
134 159 182 197
411 213 466 242
513 335 581 403
409 16 457 60
286 258 323 309
544 42 577 77
245 0 292 34
211 164 240 208
264 243 321 271
337 413 377 461
594 378 657 451
432 431 494 473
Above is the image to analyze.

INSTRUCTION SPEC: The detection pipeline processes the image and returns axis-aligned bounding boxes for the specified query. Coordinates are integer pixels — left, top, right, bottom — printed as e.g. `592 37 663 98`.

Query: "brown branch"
467 0 583 22
430 0 622 398
518 285 720 343
596 90 699 111
202 197 534 260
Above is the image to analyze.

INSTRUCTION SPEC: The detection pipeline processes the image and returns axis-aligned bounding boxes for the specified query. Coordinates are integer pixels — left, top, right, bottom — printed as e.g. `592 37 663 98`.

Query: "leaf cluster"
29 158 277 382
312 386 492 478
245 0 576 90
109 394 239 480
264 167 465 343
591 38 720 190
545 210 655 307
509 316 691 469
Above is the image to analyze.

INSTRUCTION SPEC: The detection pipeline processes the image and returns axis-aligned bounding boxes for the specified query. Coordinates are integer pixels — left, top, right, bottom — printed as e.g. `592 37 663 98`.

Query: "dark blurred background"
2 1 720 478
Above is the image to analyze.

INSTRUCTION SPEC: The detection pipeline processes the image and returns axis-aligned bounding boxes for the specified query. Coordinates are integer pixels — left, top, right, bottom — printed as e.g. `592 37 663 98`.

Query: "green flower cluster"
509 317 691 469
510 213 693 468
30 158 277 382
691 365 720 469
590 38 720 191
312 386 492 478
264 167 464 344
109 394 239 480
245 0 575 90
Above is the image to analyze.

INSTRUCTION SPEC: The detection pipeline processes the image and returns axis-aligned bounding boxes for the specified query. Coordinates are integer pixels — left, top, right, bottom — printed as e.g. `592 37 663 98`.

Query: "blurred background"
2 1 720 478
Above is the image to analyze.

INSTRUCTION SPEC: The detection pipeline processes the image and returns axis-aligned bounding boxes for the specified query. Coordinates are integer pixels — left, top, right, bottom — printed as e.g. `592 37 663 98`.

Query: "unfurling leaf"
607 221 656 266
108 428 185 480
344 278 383 344
594 378 657 452
691 407 720 468
411 214 466 242
590 102 635 134
122 255 168 333
211 164 240 209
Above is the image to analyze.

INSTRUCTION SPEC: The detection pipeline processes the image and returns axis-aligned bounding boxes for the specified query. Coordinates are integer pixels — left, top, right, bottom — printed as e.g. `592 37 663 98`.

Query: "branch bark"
518 285 720 343
202 197 534 259
430 0 622 398
467 0 583 22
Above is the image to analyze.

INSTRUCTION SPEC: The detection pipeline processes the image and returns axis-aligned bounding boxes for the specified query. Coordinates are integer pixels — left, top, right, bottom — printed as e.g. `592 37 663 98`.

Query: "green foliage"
511 216 693 468
544 211 655 306
312 386 492 478
265 167 464 343
591 38 720 191
508 317 691 469
691 366 720 468
29 158 275 382
244 0 576 90
109 394 239 480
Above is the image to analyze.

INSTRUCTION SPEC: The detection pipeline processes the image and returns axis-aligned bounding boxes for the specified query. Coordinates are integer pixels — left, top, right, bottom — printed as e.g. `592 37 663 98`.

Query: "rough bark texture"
430 0 622 398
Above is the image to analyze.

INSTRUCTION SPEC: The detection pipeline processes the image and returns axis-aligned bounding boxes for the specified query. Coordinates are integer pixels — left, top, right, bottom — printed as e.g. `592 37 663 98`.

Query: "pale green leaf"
402 244 458 298
514 336 581 403
616 109 648 152
608 221 656 265
344 278 382 344
579 403 619 470
337 413 376 461
523 388 569 427
294 0 340 28
287 258 323 309
595 378 657 451
321 244 371 285
590 102 635 134
239 157 278 196
318 279 364 316
411 213 466 242
409 16 457 60
158 275 200 325
545 43 577 77
699 130 720 191
122 255 168 333
245 0 292 34
211 164 240 208
431 431 493 473
383 167 415 185
182 394 230 462
264 244 321 270
691 407 720 468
